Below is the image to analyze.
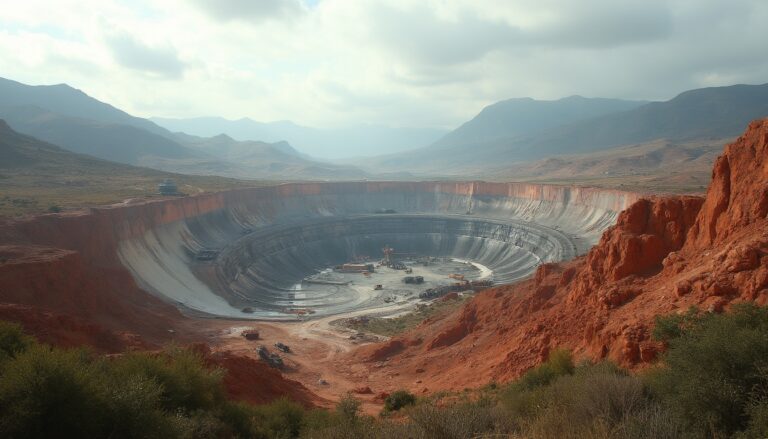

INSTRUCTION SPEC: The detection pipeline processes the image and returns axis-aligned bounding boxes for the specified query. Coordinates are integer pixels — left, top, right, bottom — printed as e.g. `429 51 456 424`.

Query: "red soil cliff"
354 119 768 391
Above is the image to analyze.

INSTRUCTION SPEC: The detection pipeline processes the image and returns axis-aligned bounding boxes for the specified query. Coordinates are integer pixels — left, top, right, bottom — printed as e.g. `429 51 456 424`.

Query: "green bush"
5 302 768 439
0 321 33 363
407 400 501 439
500 348 576 420
110 347 225 413
252 398 306 438
518 348 575 390
0 346 111 438
649 303 768 438
0 323 319 439
384 390 416 412
518 362 663 439
335 393 361 423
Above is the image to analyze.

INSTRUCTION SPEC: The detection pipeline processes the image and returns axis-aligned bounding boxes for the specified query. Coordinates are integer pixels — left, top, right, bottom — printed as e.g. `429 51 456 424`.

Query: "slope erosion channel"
115 182 641 320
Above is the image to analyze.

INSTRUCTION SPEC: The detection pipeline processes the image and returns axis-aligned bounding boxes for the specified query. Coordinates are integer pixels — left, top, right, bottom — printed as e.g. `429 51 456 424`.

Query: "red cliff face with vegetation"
355 119 768 391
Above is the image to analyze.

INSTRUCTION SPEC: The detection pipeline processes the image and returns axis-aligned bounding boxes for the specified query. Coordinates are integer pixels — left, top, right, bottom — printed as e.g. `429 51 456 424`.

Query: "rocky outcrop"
581 196 703 283
685 119 768 249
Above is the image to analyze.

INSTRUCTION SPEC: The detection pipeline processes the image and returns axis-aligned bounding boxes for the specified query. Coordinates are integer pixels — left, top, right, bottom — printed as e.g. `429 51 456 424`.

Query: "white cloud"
0 0 766 129
104 31 188 78
189 0 306 22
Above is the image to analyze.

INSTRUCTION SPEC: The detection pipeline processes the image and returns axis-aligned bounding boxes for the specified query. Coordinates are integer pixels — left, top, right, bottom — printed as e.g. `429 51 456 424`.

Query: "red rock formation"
353 119 768 391
685 119 768 249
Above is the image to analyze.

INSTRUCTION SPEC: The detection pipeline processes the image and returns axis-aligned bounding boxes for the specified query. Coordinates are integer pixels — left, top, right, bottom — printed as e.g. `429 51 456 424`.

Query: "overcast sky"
1 0 766 129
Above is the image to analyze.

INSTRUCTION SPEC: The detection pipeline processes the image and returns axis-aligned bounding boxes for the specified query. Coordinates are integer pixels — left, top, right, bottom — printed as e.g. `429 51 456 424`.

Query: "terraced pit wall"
1 181 643 321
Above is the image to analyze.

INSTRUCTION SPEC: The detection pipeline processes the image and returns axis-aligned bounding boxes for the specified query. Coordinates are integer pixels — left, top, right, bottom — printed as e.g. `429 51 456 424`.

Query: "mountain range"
3 76 768 186
430 95 646 151
363 83 768 176
0 78 370 180
151 116 448 159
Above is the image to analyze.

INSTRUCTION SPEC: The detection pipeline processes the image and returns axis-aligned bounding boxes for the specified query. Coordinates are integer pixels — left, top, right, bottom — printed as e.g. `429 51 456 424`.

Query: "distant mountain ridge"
0 118 155 171
0 105 201 164
5 76 767 184
430 95 646 150
0 77 371 180
522 83 768 158
151 116 449 159
365 83 768 175
0 77 169 137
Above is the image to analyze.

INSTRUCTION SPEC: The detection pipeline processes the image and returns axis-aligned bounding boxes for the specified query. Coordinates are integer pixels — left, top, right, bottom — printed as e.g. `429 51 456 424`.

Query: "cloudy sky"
1 0 766 129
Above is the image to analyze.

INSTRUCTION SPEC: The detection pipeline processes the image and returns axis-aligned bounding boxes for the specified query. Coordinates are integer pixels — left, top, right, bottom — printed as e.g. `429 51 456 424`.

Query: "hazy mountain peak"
212 133 235 142
0 76 171 137
432 95 646 149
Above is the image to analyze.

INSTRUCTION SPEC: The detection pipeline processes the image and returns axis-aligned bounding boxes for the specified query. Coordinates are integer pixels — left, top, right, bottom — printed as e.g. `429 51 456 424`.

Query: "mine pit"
114 182 639 321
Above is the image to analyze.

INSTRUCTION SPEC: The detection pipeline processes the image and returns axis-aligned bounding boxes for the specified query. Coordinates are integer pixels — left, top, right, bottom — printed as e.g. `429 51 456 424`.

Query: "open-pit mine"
3 117 768 415
0 179 646 406
112 182 640 320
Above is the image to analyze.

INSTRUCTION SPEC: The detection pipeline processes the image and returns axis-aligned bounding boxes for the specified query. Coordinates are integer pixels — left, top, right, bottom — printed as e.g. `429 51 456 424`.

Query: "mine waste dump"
116 182 639 319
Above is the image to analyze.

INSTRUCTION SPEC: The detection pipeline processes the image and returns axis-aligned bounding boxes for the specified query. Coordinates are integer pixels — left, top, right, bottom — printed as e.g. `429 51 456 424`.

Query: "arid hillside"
353 119 768 391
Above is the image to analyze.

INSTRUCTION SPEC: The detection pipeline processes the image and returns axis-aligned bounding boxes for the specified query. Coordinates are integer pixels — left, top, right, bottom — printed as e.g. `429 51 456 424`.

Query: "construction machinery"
195 249 219 261
241 329 260 340
403 276 424 284
274 342 291 353
419 279 494 299
257 346 284 369
334 263 375 273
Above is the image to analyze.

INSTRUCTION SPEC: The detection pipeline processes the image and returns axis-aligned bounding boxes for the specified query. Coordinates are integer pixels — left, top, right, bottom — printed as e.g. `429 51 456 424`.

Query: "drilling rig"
382 245 394 266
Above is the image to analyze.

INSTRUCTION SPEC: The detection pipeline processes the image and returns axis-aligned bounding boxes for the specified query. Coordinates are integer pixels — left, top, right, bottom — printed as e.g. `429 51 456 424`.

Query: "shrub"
740 396 768 438
509 362 681 439
335 393 361 422
252 397 305 438
651 306 698 341
648 303 768 438
518 348 575 390
0 324 300 439
110 347 225 413
500 348 576 420
384 390 416 412
0 346 112 438
407 400 501 439
0 321 33 363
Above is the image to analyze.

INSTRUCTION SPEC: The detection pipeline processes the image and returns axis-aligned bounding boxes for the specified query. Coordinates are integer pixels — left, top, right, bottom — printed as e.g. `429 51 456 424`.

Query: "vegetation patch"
4 304 768 438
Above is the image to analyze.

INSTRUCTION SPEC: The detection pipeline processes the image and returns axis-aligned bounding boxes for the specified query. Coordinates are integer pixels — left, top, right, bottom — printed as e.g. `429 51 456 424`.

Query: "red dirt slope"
354 119 768 391
0 243 182 347
0 303 144 353
186 344 319 408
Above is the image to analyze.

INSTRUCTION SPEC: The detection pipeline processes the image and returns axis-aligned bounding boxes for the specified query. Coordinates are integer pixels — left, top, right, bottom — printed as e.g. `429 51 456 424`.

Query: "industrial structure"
158 178 179 196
